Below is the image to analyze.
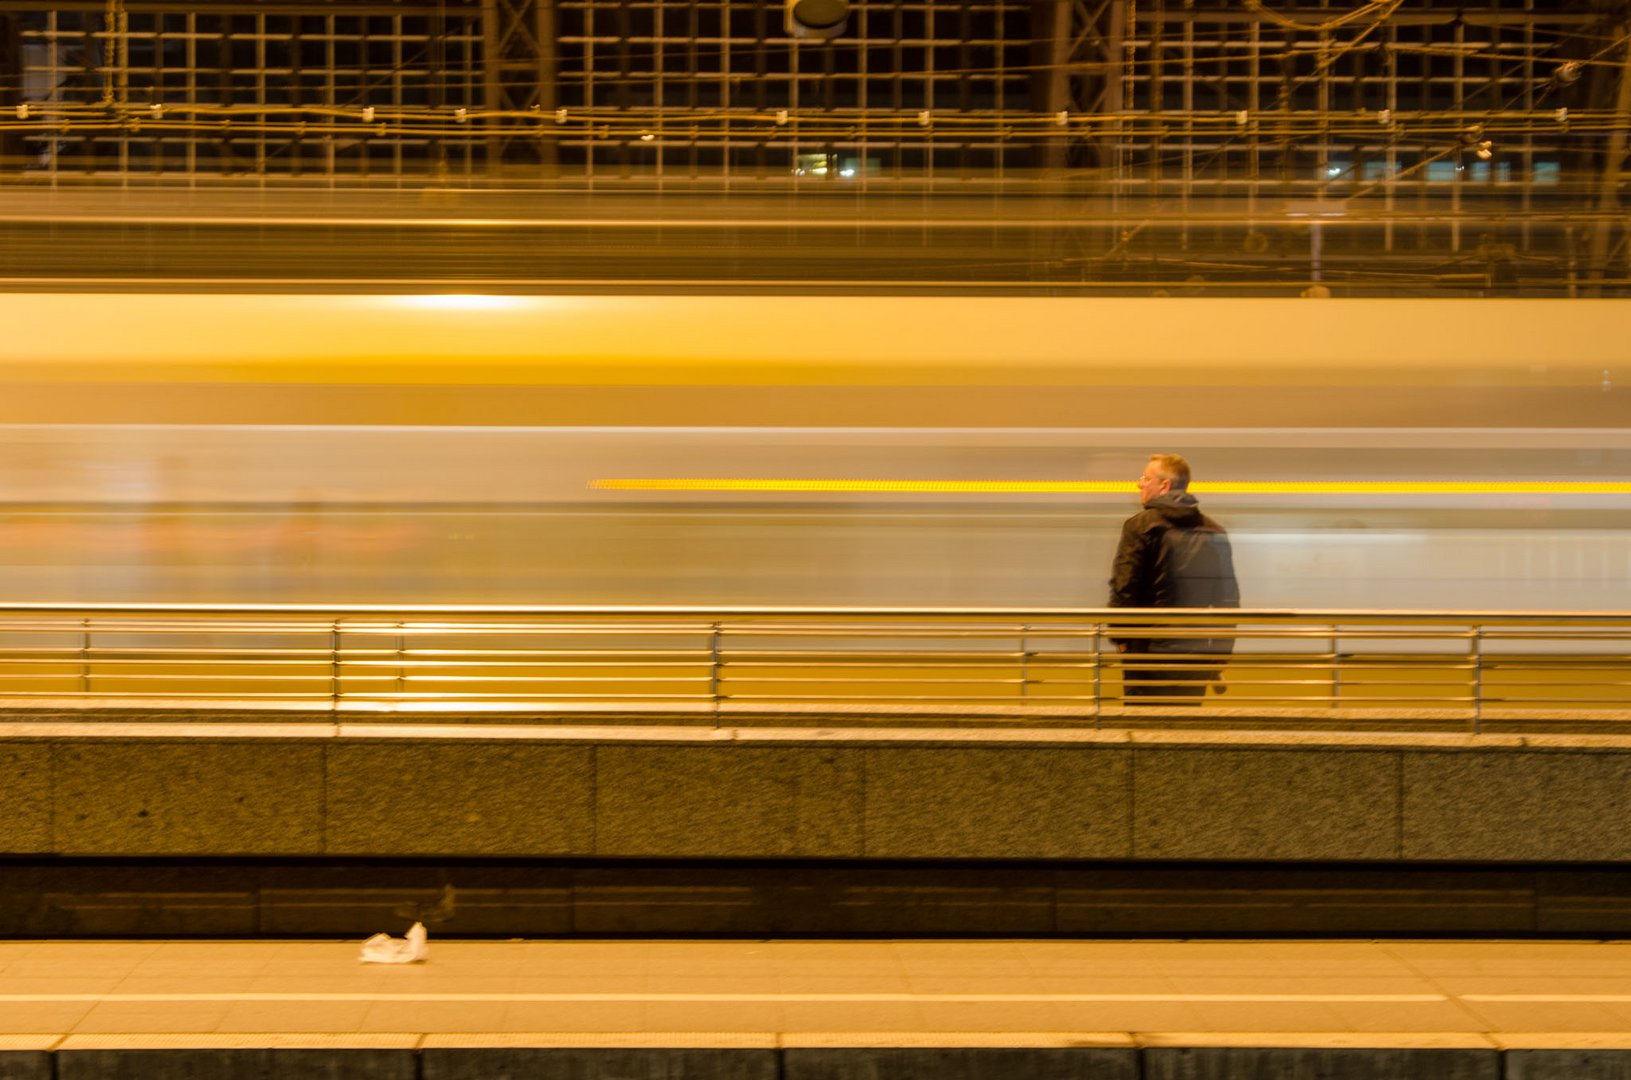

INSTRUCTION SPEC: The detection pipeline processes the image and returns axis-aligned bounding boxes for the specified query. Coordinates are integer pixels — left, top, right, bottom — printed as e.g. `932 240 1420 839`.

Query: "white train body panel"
0 295 1625 610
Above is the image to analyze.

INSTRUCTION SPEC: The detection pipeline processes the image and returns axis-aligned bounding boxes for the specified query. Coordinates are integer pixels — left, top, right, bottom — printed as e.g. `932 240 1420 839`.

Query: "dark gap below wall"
3 858 1631 938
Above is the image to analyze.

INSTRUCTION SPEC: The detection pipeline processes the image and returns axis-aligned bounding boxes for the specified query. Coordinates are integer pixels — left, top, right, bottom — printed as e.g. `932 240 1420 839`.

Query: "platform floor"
4 938 1631 1051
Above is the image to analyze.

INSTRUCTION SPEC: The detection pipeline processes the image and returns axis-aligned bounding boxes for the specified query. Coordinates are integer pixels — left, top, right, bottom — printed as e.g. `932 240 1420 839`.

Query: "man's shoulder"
1117 508 1169 543
1122 508 1167 529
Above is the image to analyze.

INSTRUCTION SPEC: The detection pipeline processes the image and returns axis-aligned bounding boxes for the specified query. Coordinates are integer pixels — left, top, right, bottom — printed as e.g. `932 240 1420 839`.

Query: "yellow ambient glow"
591 479 1631 495
384 293 530 311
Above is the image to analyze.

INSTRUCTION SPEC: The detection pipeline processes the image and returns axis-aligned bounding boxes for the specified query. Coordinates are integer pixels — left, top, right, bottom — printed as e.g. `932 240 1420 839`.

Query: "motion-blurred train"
1 293 1626 610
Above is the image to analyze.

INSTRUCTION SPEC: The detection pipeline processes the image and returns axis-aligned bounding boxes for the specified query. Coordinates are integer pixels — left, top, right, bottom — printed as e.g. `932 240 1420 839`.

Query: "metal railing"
0 604 1627 731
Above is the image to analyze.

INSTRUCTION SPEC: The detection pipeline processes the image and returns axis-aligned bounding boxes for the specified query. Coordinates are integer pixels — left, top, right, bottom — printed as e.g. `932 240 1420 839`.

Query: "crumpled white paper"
359 921 428 964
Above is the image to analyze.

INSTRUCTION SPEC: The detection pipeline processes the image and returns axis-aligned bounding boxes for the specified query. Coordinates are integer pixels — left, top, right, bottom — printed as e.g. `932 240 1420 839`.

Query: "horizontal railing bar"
340 698 717 708
342 659 714 668
0 602 1625 620
0 692 337 699
0 650 1609 663
335 626 719 636
341 677 714 685
343 649 716 658
0 606 1623 723
0 626 1623 639
0 651 1560 666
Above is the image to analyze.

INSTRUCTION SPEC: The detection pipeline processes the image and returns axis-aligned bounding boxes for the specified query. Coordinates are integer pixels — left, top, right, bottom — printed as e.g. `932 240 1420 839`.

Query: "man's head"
1137 453 1190 506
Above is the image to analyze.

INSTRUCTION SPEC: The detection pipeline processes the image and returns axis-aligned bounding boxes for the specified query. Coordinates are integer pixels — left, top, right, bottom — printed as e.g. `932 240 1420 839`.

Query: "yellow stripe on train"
591 479 1631 495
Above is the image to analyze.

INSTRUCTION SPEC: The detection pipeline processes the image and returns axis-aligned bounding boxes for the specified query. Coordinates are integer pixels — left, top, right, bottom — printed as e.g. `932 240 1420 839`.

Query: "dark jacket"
1107 491 1240 654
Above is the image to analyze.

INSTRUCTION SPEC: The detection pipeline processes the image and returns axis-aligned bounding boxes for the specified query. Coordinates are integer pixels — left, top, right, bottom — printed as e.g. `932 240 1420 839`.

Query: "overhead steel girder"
480 0 555 169
0 12 17 168
1035 0 1122 171
1588 20 1631 292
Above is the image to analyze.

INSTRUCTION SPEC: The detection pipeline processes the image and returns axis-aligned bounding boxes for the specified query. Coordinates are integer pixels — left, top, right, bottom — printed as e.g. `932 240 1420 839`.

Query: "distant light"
1284 201 1346 218
785 0 849 40
839 167 856 178
390 294 526 311
1327 167 1342 176
639 132 656 142
811 166 828 175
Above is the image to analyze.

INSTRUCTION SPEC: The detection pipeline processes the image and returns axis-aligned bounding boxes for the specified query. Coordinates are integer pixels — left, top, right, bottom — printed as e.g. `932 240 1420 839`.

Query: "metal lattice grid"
1087 3 1611 264
552 0 1032 179
0 1 1625 290
1028 5 1598 195
17 6 485 176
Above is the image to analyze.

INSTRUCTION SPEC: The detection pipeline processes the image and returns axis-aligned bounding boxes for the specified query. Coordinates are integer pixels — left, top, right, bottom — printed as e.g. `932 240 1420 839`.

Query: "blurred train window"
794 153 832 177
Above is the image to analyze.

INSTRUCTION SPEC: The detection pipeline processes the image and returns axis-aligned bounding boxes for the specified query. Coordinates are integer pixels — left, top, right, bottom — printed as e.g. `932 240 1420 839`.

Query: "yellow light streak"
592 479 1631 495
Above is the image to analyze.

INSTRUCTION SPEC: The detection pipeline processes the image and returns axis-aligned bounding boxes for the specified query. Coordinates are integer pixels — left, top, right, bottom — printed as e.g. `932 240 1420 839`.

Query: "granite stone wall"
3 724 1629 863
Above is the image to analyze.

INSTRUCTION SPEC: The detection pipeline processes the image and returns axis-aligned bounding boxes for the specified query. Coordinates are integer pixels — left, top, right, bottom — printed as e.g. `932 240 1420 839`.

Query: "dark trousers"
1122 654 1220 704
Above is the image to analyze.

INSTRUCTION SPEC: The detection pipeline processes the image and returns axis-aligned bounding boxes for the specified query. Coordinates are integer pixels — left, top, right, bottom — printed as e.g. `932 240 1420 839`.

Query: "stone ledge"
5 719 1631 753
6 1043 1629 1080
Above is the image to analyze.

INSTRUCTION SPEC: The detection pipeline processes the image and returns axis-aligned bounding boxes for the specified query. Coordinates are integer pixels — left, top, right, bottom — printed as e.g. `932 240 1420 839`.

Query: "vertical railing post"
1470 624 1484 734
708 622 722 706
1092 621 1103 728
78 617 91 695
1329 628 1341 706
1018 623 1030 702
330 621 341 709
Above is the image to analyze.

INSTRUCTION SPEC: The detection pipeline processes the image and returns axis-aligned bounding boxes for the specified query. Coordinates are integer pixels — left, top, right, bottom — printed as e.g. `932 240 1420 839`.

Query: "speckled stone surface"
1142 1047 1498 1080
0 1052 49 1080
0 744 50 854
1403 750 1631 861
52 741 324 855
1506 1050 1631 1079
423 1048 779 1080
784 1047 1136 1080
596 746 863 857
863 747 1132 858
326 742 593 856
29 726 1631 863
1133 748 1399 860
56 1049 416 1080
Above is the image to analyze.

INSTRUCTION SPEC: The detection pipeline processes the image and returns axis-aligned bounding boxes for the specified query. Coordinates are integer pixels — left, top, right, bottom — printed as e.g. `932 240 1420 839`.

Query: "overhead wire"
1241 0 1402 34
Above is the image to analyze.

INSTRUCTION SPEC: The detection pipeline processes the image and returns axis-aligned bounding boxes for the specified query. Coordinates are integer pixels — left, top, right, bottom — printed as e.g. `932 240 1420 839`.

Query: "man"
1107 454 1240 701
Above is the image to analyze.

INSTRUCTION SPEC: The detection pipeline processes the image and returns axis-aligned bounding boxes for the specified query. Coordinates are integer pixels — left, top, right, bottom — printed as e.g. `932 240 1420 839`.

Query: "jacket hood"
1144 490 1204 525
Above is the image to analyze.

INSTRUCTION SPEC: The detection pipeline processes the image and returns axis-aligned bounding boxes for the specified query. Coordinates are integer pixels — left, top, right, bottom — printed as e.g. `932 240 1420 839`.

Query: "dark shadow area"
5 857 1631 939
